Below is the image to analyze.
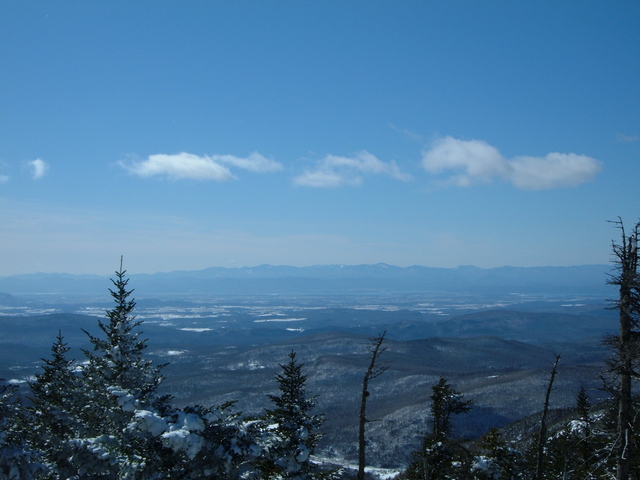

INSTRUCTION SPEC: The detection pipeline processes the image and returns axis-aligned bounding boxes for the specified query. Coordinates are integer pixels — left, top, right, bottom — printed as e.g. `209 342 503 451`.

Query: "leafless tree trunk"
357 331 388 480
608 219 640 480
535 354 560 480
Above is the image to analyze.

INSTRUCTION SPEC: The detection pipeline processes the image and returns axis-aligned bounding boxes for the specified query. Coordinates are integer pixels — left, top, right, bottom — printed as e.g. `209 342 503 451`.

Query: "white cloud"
217 151 283 173
294 169 362 188
422 137 506 186
120 152 281 181
421 136 601 190
122 153 234 181
293 151 412 188
509 153 602 190
28 159 49 179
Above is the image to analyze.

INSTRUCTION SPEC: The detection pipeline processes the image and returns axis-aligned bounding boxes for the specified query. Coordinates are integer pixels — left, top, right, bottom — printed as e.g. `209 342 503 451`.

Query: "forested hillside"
1 223 639 479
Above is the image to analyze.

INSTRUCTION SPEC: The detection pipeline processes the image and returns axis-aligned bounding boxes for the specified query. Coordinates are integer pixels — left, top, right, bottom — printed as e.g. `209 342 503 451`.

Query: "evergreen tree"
82 261 168 408
256 351 325 480
28 332 83 478
472 428 524 480
543 416 586 480
542 411 604 480
73 259 176 478
403 376 473 480
545 389 619 480
161 402 257 479
573 385 597 477
576 385 592 437
0 380 44 479
429 377 473 441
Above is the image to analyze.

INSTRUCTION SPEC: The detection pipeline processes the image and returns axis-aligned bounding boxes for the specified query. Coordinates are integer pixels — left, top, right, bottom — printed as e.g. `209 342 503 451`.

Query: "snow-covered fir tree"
82 261 168 410
0 380 44 479
254 351 326 480
45 260 255 479
28 332 84 479
540 393 620 480
159 402 259 479
74 260 179 478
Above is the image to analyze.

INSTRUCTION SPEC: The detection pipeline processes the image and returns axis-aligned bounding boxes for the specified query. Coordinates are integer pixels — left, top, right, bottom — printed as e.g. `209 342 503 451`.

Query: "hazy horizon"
2 2 638 276
0 260 615 278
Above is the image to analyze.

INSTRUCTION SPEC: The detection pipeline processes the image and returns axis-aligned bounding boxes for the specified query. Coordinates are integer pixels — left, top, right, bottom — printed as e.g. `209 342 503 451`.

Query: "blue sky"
1 1 639 275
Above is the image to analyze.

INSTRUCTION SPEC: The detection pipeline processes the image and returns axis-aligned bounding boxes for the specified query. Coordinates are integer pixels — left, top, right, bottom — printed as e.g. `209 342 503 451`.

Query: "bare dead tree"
535 354 561 480
357 331 388 480
607 218 640 480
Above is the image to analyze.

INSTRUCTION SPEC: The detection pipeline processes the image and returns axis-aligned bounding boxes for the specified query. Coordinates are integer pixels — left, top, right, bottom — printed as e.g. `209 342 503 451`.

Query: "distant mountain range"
0 263 614 295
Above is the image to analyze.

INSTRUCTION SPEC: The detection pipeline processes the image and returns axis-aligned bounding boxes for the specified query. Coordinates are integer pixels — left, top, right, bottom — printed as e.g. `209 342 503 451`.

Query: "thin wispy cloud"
422 136 602 190
389 123 424 142
28 159 49 179
294 169 357 188
616 132 639 143
120 152 282 181
216 152 283 173
0 160 9 183
293 151 412 188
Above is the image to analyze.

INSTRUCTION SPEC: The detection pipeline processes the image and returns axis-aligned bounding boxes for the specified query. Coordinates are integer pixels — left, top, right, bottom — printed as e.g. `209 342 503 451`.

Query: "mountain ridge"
0 263 612 295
